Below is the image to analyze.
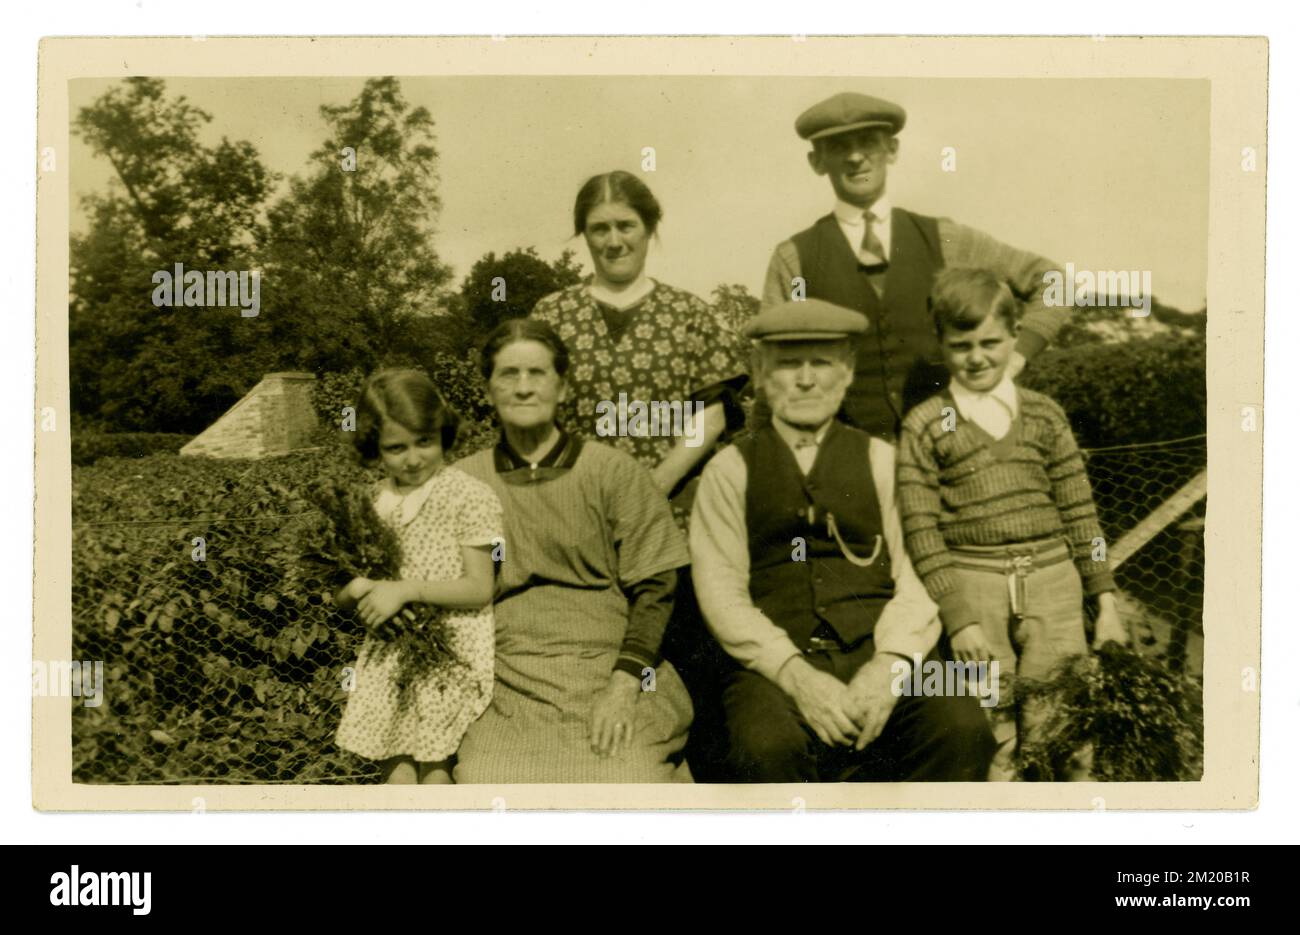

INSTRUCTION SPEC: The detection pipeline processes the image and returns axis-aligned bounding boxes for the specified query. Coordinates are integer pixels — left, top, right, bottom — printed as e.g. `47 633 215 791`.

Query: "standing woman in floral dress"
530 170 749 778
530 170 748 528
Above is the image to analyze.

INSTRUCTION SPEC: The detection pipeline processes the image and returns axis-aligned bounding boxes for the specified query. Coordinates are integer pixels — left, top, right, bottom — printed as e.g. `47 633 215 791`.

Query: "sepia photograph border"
33 34 1265 811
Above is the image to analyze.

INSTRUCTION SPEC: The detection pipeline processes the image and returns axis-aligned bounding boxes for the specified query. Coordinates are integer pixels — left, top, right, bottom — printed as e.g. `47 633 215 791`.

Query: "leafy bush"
1015 643 1204 781
72 433 193 467
1019 332 1206 450
73 447 377 783
310 369 366 434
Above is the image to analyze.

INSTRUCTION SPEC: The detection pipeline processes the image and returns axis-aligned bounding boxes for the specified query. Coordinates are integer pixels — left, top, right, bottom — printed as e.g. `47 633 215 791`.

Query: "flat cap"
743 299 868 342
795 92 906 141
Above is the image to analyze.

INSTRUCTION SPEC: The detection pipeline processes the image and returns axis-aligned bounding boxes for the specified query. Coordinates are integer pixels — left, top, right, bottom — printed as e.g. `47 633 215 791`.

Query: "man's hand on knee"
845 655 904 751
776 657 859 747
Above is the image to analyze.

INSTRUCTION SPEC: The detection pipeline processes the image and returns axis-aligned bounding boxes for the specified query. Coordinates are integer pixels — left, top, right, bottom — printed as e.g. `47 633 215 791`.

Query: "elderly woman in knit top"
453 318 693 783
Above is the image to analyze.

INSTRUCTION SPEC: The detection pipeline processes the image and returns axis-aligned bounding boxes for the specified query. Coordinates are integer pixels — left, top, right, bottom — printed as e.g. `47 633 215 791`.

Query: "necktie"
859 210 888 269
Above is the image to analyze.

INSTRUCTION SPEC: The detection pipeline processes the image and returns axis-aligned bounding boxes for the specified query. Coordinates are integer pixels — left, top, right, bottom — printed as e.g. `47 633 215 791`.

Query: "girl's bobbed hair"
352 368 460 463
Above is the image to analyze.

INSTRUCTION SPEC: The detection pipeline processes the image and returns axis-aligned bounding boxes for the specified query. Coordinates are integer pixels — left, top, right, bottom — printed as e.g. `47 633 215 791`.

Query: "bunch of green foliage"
1015 643 1204 782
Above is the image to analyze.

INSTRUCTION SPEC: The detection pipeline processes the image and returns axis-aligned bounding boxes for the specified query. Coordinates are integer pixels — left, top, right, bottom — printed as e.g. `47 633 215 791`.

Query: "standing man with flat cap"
690 299 995 782
760 91 1069 439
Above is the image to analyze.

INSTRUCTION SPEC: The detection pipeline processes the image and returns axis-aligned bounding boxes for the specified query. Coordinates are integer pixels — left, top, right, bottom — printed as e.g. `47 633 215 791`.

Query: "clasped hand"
779 656 900 751
342 578 411 633
1091 593 1129 650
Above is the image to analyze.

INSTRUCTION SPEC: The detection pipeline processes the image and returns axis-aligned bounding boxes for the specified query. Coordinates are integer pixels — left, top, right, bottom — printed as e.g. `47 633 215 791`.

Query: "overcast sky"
70 75 1210 311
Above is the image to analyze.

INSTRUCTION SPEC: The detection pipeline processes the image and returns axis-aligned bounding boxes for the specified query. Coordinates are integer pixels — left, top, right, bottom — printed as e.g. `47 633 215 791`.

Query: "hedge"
1019 332 1205 450
72 432 193 467
72 447 381 782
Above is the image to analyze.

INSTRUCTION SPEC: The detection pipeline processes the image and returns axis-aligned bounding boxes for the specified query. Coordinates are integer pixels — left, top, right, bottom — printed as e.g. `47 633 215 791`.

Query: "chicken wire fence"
69 434 1208 785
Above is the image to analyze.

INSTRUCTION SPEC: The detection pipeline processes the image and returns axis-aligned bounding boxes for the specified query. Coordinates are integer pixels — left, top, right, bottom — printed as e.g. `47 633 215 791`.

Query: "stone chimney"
181 372 319 459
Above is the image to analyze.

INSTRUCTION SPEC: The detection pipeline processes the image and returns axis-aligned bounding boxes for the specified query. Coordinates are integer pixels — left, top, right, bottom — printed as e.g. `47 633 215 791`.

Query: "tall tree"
257 77 455 379
70 78 275 432
456 247 584 347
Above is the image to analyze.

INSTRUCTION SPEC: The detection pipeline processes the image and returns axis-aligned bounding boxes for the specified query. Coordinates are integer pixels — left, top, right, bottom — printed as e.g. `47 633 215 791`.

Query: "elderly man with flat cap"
690 299 995 782
759 92 1068 439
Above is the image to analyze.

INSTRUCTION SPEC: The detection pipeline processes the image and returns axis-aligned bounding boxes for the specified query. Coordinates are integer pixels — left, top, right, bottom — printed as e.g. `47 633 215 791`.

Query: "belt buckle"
1008 553 1035 575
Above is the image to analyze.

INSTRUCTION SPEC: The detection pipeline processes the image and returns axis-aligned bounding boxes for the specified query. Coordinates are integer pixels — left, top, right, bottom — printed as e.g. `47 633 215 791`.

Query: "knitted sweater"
896 387 1115 634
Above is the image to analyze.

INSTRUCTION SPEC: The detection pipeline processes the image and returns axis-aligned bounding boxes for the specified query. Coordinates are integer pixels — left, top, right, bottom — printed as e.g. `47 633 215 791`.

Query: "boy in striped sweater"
897 268 1129 780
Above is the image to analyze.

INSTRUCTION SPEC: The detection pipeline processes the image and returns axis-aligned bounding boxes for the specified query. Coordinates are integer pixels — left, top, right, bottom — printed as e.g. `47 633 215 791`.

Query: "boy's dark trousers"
721 636 996 783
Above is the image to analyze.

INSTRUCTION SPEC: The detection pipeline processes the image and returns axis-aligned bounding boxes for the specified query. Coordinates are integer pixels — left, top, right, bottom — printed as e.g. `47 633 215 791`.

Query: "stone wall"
181 372 319 459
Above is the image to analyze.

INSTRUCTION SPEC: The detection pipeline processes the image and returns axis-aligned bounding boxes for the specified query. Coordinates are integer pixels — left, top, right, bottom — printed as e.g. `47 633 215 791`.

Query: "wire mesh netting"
68 435 1207 784
1081 435 1207 674
72 509 383 784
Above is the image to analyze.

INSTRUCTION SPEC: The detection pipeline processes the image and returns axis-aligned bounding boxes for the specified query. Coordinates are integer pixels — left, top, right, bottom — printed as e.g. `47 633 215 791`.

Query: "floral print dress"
531 280 748 527
334 465 503 763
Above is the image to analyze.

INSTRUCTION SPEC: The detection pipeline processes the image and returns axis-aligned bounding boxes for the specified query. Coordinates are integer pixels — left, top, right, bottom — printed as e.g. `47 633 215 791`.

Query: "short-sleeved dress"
453 439 694 783
335 465 503 763
531 280 748 528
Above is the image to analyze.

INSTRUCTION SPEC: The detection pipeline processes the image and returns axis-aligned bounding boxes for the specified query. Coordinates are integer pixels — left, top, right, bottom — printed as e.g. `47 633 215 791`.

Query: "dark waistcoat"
737 421 894 650
791 208 947 437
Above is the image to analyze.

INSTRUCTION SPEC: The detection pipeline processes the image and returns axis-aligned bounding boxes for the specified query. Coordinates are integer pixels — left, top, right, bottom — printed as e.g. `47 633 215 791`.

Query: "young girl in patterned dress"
333 369 503 784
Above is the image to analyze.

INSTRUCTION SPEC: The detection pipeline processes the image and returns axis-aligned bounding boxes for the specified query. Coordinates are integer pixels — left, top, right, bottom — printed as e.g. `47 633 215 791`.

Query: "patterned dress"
335 466 503 763
531 280 748 527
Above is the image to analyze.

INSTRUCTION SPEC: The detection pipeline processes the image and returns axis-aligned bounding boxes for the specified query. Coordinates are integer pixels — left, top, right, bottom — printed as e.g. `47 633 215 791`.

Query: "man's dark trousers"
722 641 996 782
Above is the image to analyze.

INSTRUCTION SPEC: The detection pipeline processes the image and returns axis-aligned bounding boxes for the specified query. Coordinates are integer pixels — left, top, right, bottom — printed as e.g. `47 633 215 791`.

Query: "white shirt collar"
949 372 1019 420
833 193 892 226
771 416 834 452
375 469 444 527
